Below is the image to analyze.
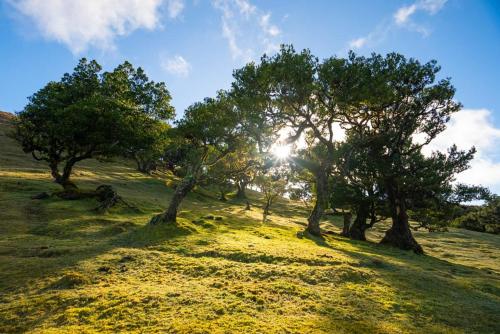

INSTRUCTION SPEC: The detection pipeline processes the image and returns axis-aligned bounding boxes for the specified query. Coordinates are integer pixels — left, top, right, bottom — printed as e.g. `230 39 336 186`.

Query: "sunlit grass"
0 118 499 333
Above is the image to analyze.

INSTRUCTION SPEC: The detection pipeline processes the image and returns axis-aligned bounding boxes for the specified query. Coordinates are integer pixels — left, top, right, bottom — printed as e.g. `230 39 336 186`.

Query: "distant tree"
409 184 492 231
127 117 171 173
454 196 500 234
254 171 287 222
340 52 474 253
102 61 175 173
14 59 131 193
149 93 242 225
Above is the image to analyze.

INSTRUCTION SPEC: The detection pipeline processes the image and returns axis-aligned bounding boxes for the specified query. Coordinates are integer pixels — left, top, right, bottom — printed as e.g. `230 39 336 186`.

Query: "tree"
15 59 175 192
340 52 474 253
254 171 287 222
455 196 500 234
232 45 359 236
101 61 175 173
328 139 388 241
149 93 242 225
14 59 131 193
127 117 171 173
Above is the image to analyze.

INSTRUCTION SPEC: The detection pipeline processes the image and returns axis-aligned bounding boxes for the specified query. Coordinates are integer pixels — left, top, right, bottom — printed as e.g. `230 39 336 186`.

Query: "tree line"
14 45 496 254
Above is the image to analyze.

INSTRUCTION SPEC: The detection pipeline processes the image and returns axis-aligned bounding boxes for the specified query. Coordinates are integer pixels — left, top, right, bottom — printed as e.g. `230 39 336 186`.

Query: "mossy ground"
0 115 499 333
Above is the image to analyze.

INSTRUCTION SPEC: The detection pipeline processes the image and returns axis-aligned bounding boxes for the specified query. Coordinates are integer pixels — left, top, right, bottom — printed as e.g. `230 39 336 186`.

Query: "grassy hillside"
0 112 499 334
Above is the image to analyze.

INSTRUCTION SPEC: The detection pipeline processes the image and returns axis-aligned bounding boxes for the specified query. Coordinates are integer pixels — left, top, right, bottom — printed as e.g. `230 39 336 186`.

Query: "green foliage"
14 58 174 188
454 197 500 234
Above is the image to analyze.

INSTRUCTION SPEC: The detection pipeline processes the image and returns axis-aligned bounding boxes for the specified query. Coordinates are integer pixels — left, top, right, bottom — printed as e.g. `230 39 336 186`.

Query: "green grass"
0 114 499 333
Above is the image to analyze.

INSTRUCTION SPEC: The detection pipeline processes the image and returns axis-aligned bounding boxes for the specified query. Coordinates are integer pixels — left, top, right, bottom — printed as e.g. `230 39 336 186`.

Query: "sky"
0 0 499 193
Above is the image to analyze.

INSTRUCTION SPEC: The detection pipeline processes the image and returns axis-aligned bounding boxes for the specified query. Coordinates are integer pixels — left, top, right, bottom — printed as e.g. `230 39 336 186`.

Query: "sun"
271 143 291 160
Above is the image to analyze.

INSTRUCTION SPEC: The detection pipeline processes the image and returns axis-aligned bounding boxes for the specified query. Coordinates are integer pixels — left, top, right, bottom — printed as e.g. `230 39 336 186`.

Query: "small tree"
149 93 242 225
254 172 287 222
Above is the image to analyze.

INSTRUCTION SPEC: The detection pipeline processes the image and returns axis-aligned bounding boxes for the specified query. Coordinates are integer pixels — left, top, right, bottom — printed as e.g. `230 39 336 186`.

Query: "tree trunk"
341 212 352 236
245 200 251 210
380 179 423 254
349 202 370 241
236 181 247 199
50 160 78 192
150 176 196 225
306 168 329 236
262 199 271 222
219 190 227 201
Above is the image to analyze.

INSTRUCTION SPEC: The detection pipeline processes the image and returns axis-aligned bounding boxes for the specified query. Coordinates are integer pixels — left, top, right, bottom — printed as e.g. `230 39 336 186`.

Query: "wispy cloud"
167 0 185 19
160 55 192 77
349 37 367 49
212 0 282 62
8 0 185 54
348 0 447 50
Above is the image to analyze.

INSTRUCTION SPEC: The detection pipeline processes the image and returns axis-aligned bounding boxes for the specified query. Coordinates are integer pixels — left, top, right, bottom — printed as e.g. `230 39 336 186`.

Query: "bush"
454 198 500 234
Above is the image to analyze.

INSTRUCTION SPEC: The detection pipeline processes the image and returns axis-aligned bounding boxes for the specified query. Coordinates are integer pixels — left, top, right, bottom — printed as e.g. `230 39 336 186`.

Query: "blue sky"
0 0 499 192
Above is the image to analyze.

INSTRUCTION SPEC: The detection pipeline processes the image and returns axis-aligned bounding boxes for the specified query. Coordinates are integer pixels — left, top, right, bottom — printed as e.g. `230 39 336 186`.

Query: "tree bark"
348 202 370 241
150 176 196 225
306 168 329 236
50 160 78 191
341 212 352 236
219 190 227 201
236 181 247 199
380 178 423 254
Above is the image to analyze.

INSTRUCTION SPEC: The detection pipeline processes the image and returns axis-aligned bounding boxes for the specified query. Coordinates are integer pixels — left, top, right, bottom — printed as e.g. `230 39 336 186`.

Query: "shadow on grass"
303 232 500 333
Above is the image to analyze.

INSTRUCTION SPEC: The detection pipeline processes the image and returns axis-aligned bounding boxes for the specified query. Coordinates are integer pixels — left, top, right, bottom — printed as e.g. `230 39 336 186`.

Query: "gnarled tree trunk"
380 179 423 254
236 181 247 199
348 202 370 241
50 160 78 192
341 212 352 236
306 168 329 236
150 176 196 225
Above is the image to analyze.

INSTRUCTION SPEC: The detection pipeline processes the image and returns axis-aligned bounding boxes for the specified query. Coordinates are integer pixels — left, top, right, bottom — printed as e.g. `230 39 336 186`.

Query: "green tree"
329 140 386 241
254 171 287 222
232 45 358 236
149 93 242 225
102 61 175 173
341 52 474 253
14 59 131 192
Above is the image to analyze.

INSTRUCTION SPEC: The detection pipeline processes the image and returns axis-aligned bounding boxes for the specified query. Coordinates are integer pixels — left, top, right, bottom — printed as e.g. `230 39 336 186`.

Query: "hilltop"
0 112 499 333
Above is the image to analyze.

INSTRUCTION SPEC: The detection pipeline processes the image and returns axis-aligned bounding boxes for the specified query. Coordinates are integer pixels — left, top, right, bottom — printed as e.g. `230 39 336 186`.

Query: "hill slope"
0 113 499 333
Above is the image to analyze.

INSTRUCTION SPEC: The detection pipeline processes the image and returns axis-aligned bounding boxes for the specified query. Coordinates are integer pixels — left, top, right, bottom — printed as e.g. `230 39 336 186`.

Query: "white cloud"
260 13 280 37
212 0 282 62
394 4 418 24
394 0 447 27
348 0 447 51
9 0 166 54
160 55 192 77
167 0 185 19
422 109 500 192
349 37 367 49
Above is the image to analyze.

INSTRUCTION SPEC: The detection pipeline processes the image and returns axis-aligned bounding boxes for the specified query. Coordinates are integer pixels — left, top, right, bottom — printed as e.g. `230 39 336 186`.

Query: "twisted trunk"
150 176 197 225
341 212 352 236
236 181 248 199
380 178 423 254
306 168 329 236
50 160 77 192
348 202 370 241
